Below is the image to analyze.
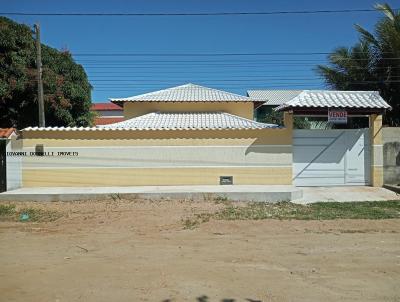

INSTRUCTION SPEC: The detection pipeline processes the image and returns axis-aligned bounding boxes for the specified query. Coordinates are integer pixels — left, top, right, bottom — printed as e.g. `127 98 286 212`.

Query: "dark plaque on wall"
220 176 233 185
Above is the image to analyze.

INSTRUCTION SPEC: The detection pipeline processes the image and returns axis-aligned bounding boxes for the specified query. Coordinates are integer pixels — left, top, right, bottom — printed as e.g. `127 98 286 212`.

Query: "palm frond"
354 24 378 45
375 3 395 21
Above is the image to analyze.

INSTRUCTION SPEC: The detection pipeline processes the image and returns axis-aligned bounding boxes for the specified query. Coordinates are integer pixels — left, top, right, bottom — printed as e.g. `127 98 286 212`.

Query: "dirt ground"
0 199 399 302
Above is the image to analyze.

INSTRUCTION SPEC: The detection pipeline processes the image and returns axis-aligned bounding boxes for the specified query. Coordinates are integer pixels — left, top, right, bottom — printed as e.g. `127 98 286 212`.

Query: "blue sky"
3 0 398 102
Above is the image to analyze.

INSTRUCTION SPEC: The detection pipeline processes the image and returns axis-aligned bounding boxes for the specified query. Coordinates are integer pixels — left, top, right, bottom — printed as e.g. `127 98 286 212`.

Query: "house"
8 83 391 188
247 90 302 121
91 102 124 125
19 84 291 187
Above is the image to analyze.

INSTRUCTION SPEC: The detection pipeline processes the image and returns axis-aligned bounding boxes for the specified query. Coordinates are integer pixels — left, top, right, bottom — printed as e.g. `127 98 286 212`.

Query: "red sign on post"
328 109 348 124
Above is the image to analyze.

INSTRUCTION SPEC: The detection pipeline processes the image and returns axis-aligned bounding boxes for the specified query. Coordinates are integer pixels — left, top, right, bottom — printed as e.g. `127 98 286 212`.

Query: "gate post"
283 111 293 130
283 111 294 185
369 114 383 187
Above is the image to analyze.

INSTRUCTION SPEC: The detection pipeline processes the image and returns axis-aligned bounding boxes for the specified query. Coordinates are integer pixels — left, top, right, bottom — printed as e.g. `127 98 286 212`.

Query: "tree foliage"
0 17 93 128
259 109 311 129
316 3 400 126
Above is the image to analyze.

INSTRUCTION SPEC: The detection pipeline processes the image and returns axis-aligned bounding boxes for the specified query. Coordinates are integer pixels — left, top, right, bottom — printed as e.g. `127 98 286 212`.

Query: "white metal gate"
293 129 370 186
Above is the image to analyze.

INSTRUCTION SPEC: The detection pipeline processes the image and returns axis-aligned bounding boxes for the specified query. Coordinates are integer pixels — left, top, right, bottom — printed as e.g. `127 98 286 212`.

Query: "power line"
90 79 326 82
77 60 400 66
88 74 318 78
93 84 326 91
76 58 331 63
90 80 400 88
74 54 399 63
80 65 398 69
84 66 399 74
73 52 332 57
72 52 400 57
87 74 400 78
89 77 315 80
1 8 395 17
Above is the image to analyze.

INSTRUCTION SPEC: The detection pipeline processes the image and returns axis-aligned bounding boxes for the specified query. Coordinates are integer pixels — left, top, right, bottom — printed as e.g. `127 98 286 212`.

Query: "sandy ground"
0 199 399 302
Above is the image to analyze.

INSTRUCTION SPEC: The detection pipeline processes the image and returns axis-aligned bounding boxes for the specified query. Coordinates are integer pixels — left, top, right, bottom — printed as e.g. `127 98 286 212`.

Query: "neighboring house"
18 84 390 188
91 102 124 125
247 90 302 121
0 128 16 139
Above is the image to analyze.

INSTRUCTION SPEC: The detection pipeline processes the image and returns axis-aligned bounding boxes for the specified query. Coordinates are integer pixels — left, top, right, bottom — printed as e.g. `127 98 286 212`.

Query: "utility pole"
34 23 45 127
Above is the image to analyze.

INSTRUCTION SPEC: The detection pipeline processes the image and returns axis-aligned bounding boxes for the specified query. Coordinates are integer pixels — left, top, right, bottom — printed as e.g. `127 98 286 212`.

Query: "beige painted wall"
382 127 400 184
370 114 384 187
23 167 292 187
19 128 293 187
123 102 255 120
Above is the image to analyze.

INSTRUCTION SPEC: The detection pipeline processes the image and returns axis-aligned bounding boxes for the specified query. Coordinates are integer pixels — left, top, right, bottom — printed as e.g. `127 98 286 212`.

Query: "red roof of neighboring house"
94 117 124 125
91 103 122 111
0 128 16 138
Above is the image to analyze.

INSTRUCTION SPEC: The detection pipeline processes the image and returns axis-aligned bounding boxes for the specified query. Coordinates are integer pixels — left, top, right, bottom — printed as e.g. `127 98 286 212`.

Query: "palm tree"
317 3 400 126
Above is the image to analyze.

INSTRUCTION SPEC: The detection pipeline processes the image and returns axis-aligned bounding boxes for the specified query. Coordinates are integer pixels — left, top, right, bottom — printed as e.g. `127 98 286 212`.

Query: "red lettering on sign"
328 110 348 124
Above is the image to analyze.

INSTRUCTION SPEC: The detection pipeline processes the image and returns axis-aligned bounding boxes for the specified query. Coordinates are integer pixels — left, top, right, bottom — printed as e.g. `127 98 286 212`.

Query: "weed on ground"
0 203 62 222
183 200 400 228
215 201 400 221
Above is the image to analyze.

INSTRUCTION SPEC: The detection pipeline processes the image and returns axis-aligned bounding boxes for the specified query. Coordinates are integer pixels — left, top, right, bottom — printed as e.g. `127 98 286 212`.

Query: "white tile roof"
110 83 253 103
275 90 391 110
22 112 277 131
247 90 303 105
99 112 278 130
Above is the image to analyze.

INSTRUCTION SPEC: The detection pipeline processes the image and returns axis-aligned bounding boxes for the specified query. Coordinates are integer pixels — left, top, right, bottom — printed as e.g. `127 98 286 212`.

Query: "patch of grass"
213 195 232 205
183 200 400 229
215 201 400 221
182 213 213 229
18 207 62 222
110 193 122 201
214 195 228 202
0 203 62 222
0 204 16 216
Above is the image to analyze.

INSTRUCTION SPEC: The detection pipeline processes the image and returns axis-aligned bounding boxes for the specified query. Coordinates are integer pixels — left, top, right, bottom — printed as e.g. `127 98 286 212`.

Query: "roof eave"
22 127 276 132
110 99 256 104
277 106 389 114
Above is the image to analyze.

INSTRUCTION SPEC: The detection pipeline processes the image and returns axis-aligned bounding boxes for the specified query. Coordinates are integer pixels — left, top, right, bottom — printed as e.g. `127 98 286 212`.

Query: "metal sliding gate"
293 129 370 186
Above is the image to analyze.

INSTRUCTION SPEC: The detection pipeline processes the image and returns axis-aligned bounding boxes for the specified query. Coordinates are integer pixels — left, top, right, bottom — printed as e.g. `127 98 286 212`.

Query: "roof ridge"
109 83 252 102
188 83 253 99
247 89 303 92
302 90 379 93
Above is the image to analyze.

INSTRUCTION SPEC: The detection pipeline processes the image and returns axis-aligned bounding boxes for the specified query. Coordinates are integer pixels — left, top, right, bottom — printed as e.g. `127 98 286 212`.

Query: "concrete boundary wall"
18 128 293 187
382 127 400 184
5 137 22 190
15 117 389 188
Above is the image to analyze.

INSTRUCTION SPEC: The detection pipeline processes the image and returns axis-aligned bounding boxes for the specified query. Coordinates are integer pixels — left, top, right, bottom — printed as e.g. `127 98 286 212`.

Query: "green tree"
317 3 400 126
260 110 312 129
0 17 94 128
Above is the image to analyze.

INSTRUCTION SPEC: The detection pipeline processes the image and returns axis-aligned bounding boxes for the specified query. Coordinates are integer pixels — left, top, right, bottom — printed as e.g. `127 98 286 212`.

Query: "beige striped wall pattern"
19 128 293 187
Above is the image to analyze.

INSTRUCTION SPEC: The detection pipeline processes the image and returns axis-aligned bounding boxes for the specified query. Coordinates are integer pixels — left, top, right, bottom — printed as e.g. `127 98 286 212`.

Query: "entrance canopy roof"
275 90 391 112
